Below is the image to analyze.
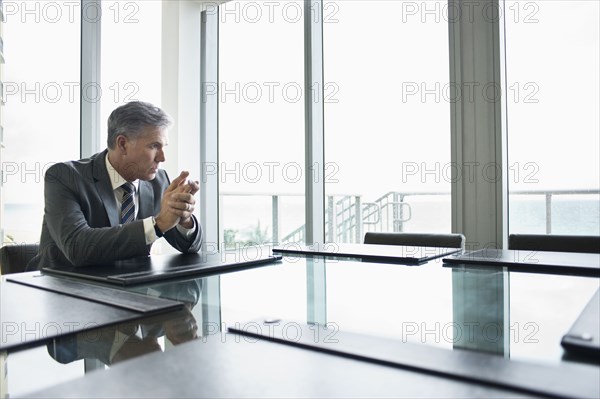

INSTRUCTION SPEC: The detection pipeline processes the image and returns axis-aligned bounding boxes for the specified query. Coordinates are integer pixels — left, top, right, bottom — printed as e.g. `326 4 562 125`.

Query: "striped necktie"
120 183 136 224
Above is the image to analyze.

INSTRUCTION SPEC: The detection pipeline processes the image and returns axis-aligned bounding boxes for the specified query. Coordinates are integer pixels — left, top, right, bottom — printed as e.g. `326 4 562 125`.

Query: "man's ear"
116 135 128 153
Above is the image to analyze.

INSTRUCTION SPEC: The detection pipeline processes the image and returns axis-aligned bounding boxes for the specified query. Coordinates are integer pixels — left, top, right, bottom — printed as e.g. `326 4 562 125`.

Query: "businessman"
27 101 202 270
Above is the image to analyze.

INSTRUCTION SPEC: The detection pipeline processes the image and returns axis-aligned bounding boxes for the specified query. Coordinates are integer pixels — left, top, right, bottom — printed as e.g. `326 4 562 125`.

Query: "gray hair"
107 101 172 149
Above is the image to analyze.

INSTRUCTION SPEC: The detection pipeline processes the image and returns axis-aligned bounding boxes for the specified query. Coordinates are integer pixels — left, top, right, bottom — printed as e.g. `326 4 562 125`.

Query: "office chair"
0 243 39 275
508 234 600 254
364 232 465 249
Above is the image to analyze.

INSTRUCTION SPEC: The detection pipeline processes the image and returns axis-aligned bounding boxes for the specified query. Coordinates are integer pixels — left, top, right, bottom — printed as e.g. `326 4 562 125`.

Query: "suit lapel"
92 150 120 227
138 181 155 219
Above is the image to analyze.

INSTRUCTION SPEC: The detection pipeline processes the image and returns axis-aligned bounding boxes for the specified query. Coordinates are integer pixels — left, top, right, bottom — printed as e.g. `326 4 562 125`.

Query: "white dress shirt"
105 155 195 244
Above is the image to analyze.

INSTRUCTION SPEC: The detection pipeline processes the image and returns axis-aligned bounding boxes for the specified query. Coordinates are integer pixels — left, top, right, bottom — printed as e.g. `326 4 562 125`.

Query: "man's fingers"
169 207 194 218
187 181 200 195
162 174 198 225
173 181 199 195
166 171 190 193
170 193 196 204
169 202 194 213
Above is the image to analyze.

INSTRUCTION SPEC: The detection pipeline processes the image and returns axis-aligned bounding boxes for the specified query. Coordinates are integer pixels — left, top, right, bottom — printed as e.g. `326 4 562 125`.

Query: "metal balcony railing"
220 189 600 245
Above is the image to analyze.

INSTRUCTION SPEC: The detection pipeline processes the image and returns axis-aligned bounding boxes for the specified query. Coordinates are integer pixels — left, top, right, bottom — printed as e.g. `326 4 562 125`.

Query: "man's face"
121 126 168 181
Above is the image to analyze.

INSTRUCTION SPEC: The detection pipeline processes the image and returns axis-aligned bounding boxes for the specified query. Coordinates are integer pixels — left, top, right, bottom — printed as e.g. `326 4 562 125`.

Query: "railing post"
392 193 402 233
400 195 406 232
384 194 390 231
272 195 279 244
340 197 348 243
327 196 334 242
393 193 406 232
355 195 362 243
545 193 552 234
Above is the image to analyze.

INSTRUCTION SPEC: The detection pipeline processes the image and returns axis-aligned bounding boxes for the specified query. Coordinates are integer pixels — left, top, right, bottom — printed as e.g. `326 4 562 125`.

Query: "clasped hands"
155 171 199 233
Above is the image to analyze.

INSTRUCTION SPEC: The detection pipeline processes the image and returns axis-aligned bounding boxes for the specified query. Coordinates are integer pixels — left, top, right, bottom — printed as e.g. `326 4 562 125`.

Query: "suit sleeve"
44 164 150 267
162 217 203 253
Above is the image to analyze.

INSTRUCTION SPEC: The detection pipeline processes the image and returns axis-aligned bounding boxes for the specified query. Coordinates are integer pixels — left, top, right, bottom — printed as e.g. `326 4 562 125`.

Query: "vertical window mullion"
201 8 220 249
304 0 325 245
80 0 101 158
305 0 326 326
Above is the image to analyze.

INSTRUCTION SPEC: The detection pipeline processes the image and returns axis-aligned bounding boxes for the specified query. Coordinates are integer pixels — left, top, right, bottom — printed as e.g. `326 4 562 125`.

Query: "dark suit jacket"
27 150 202 270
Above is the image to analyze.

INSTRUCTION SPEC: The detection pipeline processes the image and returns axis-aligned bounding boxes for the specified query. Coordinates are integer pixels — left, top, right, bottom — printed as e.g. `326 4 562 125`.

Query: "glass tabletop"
217 256 599 364
114 253 600 365
2 253 599 396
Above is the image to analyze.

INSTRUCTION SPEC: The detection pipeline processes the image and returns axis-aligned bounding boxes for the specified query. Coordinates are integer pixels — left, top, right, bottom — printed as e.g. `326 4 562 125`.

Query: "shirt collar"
105 153 140 192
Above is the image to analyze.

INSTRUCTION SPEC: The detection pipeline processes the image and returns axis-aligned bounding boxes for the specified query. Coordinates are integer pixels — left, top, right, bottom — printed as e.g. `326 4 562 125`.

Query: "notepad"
273 243 460 265
561 289 600 357
6 274 182 313
443 249 600 277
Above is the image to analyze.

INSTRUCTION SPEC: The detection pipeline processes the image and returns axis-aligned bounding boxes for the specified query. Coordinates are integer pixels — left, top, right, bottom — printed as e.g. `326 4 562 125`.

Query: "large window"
1 0 80 244
100 0 162 145
323 1 451 243
503 1 599 362
218 1 305 247
504 0 600 236
218 0 307 329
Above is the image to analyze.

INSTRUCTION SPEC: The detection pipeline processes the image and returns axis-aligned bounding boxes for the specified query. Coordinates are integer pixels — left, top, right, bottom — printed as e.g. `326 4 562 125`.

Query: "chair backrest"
364 232 465 249
0 244 40 275
508 234 600 254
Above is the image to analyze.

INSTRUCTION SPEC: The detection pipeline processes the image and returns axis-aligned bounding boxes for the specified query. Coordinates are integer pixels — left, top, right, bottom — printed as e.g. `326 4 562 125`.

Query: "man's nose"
157 149 166 163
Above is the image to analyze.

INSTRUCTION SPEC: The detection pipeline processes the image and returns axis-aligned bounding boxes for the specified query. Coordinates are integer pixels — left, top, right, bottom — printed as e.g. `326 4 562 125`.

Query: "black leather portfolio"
1 275 179 352
561 288 600 357
273 243 460 264
443 249 600 276
41 252 282 286
6 274 182 313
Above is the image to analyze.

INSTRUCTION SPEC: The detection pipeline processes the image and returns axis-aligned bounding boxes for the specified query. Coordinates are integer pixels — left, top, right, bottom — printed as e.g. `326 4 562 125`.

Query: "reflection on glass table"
2 253 598 396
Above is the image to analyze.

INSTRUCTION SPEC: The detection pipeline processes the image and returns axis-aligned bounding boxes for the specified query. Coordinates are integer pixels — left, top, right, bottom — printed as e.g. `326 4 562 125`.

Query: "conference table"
1 245 599 398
